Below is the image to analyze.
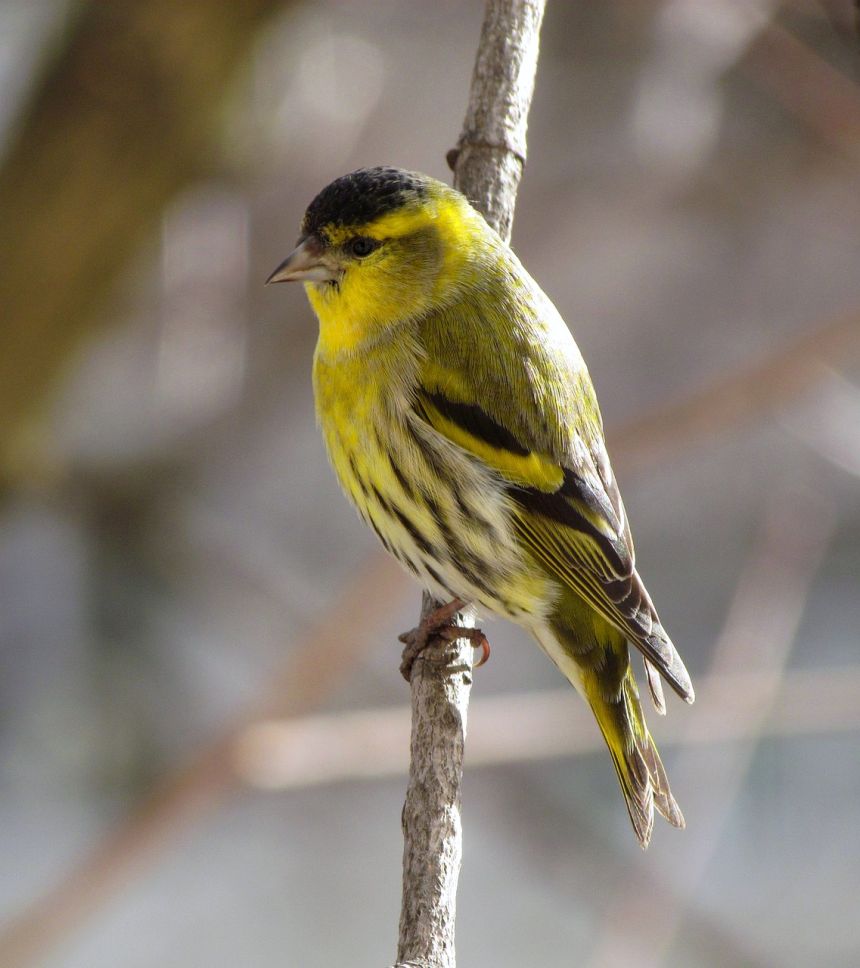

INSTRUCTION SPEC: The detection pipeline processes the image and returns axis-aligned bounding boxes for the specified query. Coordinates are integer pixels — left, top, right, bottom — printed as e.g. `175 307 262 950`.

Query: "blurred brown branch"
233 662 860 790
611 306 860 476
742 17 860 152
0 553 408 968
0 0 292 485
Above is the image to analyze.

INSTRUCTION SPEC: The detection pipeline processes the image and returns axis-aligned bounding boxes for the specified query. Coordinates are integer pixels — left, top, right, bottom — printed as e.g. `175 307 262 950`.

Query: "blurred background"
1 1 859 966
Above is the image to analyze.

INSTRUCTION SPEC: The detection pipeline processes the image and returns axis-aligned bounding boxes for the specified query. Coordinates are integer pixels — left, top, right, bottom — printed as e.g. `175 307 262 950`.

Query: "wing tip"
646 625 694 705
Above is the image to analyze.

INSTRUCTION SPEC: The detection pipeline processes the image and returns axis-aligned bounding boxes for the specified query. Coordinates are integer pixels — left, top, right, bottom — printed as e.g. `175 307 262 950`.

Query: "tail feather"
644 658 667 715
638 730 685 829
605 734 655 847
540 615 684 848
595 671 683 847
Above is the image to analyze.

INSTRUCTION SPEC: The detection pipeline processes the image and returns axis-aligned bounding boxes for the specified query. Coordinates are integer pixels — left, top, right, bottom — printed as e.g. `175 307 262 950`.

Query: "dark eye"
348 236 379 258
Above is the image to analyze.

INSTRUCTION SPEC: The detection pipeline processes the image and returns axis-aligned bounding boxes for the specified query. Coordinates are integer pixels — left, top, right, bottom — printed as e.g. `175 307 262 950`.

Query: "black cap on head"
301 167 428 239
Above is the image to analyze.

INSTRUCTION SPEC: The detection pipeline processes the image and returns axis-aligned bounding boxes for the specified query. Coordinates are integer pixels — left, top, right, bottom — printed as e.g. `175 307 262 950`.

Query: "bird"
267 166 694 848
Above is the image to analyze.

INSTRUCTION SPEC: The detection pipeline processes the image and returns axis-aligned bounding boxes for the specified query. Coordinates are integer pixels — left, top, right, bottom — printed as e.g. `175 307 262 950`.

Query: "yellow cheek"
307 269 430 357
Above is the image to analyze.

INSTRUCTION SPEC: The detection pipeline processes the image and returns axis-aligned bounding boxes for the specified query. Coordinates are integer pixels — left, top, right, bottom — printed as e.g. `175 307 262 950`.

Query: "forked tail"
593 669 684 847
541 619 684 848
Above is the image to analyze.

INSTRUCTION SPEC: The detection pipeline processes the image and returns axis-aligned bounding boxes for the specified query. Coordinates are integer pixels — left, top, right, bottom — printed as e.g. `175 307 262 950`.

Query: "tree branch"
0 0 292 485
394 3 547 967
449 0 546 244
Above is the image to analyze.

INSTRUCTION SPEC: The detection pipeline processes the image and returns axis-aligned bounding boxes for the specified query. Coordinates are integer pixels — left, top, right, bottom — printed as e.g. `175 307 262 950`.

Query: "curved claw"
471 632 491 669
397 598 484 682
435 625 490 670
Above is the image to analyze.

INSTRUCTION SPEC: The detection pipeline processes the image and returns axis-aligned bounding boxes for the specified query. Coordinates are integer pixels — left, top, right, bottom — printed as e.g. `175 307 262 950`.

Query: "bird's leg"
398 598 490 681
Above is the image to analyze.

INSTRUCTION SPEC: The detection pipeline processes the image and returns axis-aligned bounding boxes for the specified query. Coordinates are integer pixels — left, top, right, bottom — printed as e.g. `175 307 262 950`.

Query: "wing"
413 302 693 703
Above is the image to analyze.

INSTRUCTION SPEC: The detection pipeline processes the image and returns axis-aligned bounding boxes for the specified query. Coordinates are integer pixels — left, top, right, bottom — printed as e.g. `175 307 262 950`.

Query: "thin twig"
393 3 546 966
449 0 547 241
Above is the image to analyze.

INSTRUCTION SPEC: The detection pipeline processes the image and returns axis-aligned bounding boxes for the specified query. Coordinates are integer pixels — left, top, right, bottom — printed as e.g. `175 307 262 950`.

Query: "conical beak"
266 236 337 284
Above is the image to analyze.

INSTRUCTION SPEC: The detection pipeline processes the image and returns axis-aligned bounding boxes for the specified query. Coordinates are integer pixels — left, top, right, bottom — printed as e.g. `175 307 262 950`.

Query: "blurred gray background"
1 1 859 966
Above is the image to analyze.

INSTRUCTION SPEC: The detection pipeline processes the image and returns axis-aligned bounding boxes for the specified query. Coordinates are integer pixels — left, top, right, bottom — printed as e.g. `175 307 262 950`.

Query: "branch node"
449 138 527 170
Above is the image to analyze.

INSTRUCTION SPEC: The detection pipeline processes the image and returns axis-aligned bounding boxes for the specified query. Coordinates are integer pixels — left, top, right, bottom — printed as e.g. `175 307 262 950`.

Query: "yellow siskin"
267 167 694 848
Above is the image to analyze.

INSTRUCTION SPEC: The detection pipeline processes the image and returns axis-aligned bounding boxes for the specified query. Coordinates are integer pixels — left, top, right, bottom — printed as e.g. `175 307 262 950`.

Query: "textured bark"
394 3 547 967
395 594 475 968
450 0 547 244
